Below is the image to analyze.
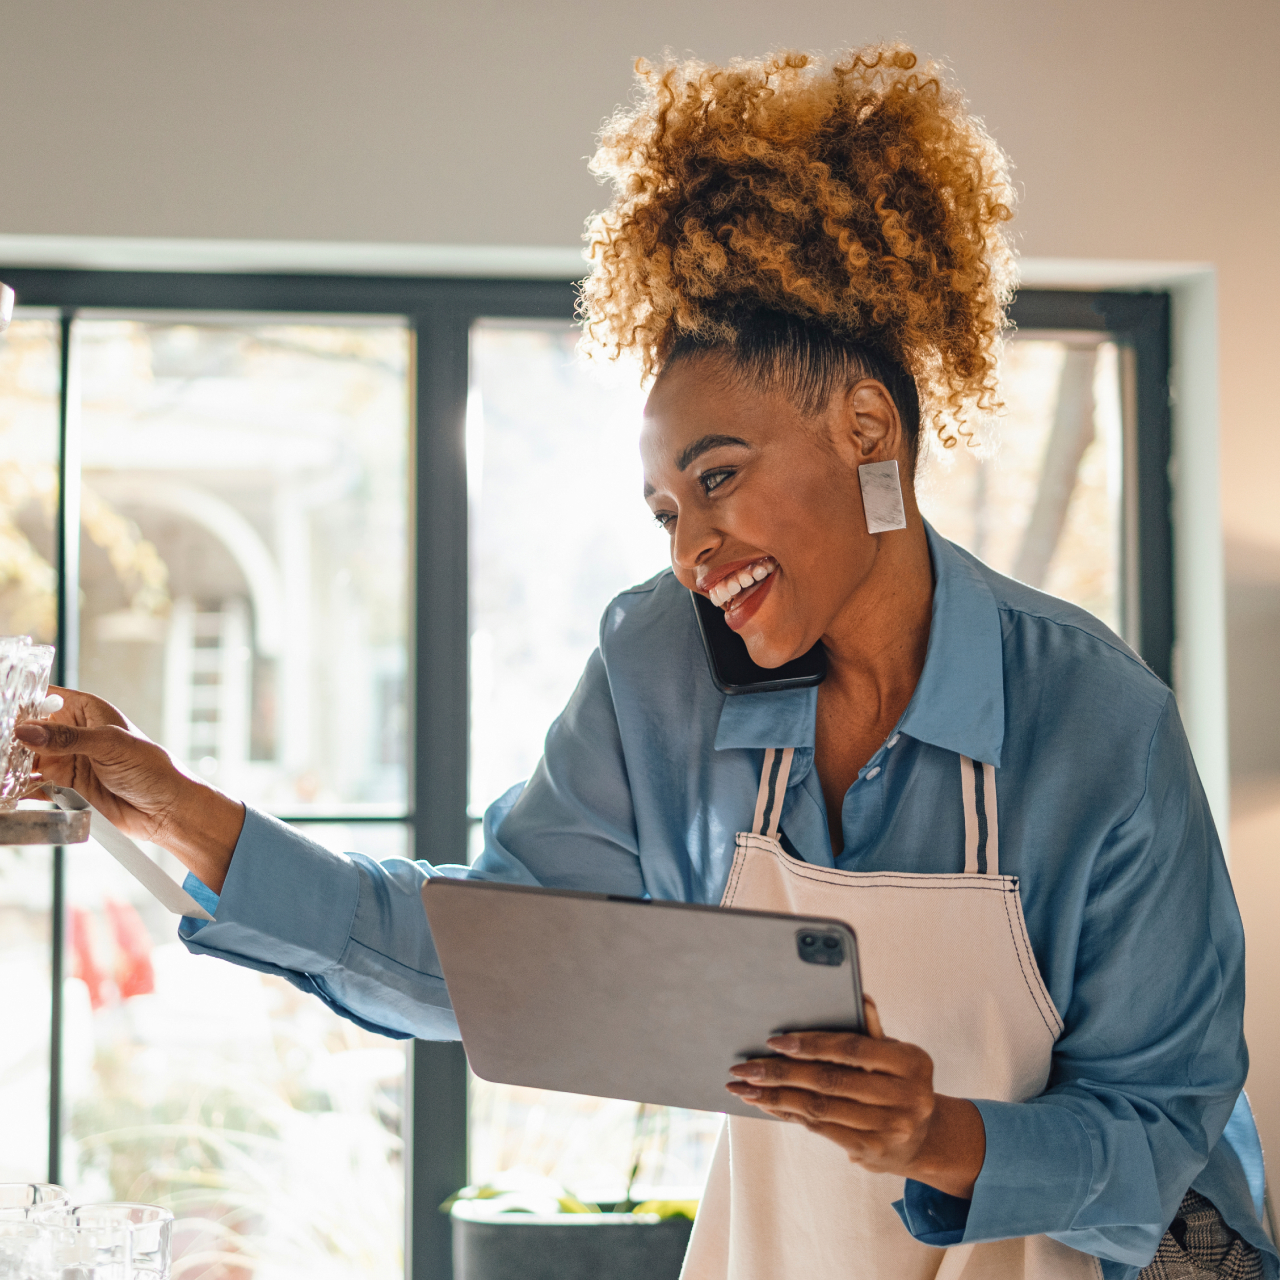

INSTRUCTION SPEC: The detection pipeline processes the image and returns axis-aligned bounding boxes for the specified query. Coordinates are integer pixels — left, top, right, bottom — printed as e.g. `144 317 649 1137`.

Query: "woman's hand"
16 686 244 894
725 997 986 1199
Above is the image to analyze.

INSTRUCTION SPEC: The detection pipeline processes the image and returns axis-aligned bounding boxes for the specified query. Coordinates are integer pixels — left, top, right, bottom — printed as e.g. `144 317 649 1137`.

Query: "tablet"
421 878 865 1119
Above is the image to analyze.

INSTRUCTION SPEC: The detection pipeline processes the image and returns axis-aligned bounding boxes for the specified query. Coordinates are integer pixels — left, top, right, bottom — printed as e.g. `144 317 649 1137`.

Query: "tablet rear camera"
797 929 844 966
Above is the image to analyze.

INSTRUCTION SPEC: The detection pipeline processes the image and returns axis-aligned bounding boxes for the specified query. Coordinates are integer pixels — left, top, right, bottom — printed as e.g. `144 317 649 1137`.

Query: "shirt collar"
713 523 1005 766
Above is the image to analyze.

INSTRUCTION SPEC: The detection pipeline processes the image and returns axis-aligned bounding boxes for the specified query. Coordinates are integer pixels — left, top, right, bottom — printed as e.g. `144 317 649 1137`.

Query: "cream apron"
681 747 1103 1280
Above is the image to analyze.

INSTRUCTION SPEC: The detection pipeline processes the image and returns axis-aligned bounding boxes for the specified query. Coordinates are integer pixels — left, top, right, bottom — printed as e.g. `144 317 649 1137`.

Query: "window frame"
1 268 1171 1280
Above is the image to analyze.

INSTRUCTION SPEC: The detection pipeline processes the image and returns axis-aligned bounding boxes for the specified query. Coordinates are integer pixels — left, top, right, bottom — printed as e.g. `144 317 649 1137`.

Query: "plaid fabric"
1138 1190 1264 1280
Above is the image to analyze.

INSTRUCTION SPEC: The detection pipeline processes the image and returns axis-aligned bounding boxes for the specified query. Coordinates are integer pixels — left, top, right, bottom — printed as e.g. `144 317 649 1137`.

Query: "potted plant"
446 1107 698 1280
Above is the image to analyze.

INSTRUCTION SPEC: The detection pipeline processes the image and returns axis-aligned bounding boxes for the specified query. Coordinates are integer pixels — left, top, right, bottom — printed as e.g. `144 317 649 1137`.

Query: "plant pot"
451 1203 694 1280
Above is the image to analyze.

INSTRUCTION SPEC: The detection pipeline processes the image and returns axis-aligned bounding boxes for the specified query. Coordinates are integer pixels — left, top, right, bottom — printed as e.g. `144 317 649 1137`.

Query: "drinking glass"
30 1216 134 1280
1 645 56 807
0 1185 67 1222
0 1219 47 1280
0 638 32 791
42 1206 170 1280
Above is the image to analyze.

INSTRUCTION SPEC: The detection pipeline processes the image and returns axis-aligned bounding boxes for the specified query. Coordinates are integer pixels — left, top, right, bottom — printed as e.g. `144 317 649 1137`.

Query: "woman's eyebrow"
675 434 751 471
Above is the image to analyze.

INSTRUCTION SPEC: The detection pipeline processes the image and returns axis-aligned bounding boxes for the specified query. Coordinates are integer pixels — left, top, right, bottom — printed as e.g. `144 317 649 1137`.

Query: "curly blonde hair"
580 45 1016 447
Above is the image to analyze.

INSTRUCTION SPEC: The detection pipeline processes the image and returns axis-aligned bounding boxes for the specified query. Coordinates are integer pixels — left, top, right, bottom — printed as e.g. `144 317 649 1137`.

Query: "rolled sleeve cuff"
964 1099 1095 1241
894 1181 971 1247
178 806 360 974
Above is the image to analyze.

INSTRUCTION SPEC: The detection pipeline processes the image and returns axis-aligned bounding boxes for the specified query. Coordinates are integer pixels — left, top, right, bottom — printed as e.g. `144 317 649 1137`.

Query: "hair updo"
579 44 1016 453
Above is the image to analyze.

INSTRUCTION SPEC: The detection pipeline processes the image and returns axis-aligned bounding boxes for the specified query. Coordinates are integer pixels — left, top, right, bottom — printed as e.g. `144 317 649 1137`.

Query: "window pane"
68 314 412 1279
0 315 61 1181
467 321 713 1202
61 824 408 1280
0 842 52 1180
0 315 59 641
76 316 412 815
917 339 1125 633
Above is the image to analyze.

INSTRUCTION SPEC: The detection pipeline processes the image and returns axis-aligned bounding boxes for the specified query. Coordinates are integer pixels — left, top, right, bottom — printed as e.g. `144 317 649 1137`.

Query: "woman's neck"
813 517 935 854
820 519 935 720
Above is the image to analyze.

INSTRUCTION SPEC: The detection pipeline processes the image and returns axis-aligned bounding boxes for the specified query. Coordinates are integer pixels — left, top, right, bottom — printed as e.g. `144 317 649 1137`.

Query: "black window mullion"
49 307 82 1185
407 301 472 1280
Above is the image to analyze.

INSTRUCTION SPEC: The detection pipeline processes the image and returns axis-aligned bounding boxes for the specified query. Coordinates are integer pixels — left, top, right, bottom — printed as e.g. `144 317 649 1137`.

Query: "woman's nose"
671 510 720 574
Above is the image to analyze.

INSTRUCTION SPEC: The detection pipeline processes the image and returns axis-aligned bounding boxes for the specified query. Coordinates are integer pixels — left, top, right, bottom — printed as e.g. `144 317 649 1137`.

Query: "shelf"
0 806 90 845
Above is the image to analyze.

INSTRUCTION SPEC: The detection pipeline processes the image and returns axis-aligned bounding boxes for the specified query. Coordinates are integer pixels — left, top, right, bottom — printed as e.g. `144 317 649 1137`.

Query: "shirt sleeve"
934 694 1249 1271
178 647 645 1040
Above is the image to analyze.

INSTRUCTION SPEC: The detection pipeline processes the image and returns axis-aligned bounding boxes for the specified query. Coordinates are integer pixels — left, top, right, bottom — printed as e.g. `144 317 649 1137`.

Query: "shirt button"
866 766 881 779
887 735 900 749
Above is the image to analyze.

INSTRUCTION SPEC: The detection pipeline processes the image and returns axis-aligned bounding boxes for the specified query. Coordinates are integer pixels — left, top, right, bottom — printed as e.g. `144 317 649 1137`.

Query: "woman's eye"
652 510 675 531
701 468 734 495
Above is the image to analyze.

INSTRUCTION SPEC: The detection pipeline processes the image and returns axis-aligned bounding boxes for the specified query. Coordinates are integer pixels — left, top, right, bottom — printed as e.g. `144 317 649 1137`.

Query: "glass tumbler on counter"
0 1219 47 1280
0 1184 67 1222
36 1204 172 1279
31 1217 134 1280
0 644 55 807
0 637 32 790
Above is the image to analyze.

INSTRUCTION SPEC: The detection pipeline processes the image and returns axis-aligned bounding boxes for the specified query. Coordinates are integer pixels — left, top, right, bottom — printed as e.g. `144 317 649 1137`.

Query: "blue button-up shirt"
180 526 1275 1279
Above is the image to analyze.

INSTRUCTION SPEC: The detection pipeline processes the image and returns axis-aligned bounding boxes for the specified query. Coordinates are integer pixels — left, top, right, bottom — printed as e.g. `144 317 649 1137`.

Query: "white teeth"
707 558 776 609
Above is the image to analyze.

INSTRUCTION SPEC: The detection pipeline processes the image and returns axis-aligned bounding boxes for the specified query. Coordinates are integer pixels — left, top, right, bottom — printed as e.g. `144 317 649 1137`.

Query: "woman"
18 44 1275 1280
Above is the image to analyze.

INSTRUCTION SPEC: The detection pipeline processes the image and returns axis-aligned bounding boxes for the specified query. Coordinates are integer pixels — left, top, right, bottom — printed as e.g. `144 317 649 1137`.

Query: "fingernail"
768 1034 799 1052
730 1063 764 1080
737 1086 762 1100
15 724 48 746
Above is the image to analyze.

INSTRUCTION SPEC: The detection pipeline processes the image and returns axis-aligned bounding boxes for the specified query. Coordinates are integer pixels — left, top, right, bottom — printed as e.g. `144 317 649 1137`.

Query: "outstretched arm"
19 652 646 1041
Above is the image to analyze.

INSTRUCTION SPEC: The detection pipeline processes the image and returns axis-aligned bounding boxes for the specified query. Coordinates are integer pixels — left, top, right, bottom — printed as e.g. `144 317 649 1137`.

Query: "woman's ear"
845 380 904 463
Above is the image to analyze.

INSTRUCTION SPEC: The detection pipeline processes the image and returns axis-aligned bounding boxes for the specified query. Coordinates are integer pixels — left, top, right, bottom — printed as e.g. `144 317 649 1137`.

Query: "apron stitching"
999 888 1061 1038
1002 886 1064 1036
749 852 1019 892
725 845 748 907
998 878 1060 1033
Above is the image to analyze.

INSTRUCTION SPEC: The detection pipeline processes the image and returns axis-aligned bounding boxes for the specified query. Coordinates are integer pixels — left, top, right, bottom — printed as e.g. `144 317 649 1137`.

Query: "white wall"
5 0 1280 1156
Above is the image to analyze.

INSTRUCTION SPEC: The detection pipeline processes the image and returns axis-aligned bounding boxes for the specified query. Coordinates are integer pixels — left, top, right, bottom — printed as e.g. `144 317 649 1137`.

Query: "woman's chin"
741 628 809 670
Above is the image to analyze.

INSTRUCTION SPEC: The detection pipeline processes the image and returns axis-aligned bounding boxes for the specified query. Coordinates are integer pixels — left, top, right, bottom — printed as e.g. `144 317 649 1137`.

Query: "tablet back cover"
421 878 863 1118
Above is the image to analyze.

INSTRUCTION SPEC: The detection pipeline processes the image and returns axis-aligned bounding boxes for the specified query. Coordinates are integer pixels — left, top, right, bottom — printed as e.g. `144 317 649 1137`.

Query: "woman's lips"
723 570 775 632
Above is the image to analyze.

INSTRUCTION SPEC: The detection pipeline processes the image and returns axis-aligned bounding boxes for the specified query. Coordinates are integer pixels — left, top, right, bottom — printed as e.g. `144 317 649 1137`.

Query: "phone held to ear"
691 590 826 695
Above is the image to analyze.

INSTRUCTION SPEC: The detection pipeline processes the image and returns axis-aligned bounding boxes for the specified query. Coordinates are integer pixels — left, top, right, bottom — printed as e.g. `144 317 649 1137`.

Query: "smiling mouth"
707 557 777 612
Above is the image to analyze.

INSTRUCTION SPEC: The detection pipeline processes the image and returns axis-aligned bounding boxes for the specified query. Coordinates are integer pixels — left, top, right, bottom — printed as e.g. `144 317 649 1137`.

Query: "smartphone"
691 589 826 695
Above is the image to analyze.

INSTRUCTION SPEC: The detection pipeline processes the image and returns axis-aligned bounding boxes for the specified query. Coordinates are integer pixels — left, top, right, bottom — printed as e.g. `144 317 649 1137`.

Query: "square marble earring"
858 460 908 534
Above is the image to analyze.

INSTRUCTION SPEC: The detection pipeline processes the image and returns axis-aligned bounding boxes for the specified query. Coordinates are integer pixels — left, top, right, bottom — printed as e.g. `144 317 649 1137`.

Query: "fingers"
43 687 133 732
728 1055 918 1106
863 995 885 1039
725 1081 906 1133
15 721 142 764
764 1030 931 1080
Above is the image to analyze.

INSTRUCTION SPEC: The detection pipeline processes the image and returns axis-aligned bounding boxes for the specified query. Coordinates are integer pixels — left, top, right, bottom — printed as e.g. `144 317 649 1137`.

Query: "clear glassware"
0 637 33 798
0 1184 67 1222
40 1206 169 1280
0 645 55 808
0 1218 47 1280
28 1209 134 1280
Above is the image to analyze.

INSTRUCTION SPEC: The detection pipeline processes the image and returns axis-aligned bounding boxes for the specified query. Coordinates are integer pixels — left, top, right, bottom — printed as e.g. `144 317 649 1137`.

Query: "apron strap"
960 755 1000 875
751 747 795 839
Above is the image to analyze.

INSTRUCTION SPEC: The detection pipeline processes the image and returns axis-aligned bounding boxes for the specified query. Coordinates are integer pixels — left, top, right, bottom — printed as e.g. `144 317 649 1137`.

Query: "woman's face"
640 354 908 669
